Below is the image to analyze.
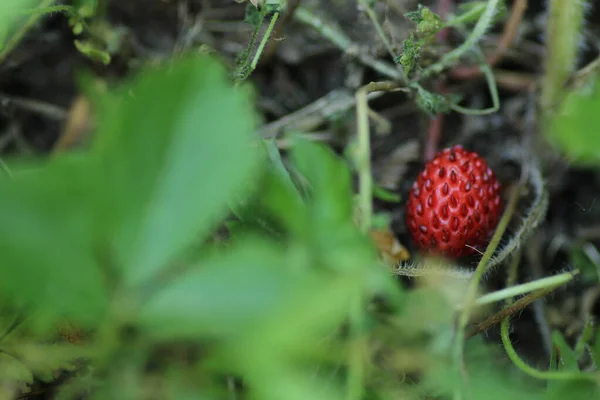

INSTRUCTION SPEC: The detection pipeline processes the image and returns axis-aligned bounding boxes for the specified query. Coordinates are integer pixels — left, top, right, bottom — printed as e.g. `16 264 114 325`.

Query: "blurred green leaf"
0 352 33 390
569 242 600 284
0 343 87 382
425 336 543 400
592 330 600 369
229 139 307 237
551 330 580 372
545 380 600 400
288 139 378 272
0 155 107 327
291 140 353 227
546 330 584 394
90 54 264 286
138 236 299 338
241 364 346 400
547 76 600 166
73 39 111 65
0 0 37 51
0 0 37 27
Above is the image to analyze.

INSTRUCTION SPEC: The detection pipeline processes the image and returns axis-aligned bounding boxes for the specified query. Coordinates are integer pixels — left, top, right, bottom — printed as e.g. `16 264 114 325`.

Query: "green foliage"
244 3 264 27
546 76 600 166
399 34 420 76
404 4 443 37
74 39 111 64
413 84 457 115
2 2 600 399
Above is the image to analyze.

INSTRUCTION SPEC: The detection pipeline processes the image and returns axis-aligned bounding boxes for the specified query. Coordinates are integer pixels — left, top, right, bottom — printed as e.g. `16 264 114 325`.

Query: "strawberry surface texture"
405 145 503 259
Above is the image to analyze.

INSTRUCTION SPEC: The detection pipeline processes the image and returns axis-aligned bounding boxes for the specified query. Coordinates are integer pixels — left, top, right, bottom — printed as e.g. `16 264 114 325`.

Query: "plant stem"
449 53 499 115
346 294 366 400
0 0 56 65
466 284 556 338
474 271 578 306
445 2 487 27
250 0 285 71
355 81 404 233
452 184 522 399
540 0 587 117
356 88 372 234
501 302 598 382
420 0 502 79
357 0 398 62
293 6 404 81
449 0 527 79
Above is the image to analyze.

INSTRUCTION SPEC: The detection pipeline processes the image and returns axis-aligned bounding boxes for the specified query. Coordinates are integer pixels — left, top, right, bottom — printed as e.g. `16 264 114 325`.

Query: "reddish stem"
424 0 453 161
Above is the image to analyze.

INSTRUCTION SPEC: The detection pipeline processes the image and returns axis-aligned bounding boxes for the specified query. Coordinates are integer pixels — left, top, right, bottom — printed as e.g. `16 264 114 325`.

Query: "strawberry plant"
0 0 599 399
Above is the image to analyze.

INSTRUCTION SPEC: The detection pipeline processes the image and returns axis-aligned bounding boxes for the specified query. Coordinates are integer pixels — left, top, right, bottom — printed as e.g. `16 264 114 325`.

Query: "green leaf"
244 3 263 27
592 329 600 368
137 237 298 339
546 76 600 166
0 0 38 46
568 243 600 284
229 139 307 237
0 352 33 391
399 34 421 76
0 155 107 327
551 330 580 372
546 330 583 393
74 39 111 65
290 140 353 227
404 5 425 24
90 54 264 286
0 342 88 382
0 0 37 26
545 380 600 400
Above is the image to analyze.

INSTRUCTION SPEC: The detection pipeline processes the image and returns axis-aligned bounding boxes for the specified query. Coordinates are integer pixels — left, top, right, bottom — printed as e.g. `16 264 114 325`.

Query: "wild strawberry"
405 145 503 259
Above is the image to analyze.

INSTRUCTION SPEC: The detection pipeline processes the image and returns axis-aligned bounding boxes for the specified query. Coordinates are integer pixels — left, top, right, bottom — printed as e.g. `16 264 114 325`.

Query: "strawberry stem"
355 81 405 233
452 182 522 399
419 0 503 79
473 270 578 307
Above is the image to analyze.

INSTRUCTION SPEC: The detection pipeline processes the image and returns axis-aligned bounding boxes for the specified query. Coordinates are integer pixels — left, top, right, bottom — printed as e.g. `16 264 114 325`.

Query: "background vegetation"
0 0 600 399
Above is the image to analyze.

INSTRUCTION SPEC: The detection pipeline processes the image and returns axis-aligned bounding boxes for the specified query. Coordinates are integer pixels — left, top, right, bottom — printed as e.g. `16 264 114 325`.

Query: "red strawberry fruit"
405 145 503 259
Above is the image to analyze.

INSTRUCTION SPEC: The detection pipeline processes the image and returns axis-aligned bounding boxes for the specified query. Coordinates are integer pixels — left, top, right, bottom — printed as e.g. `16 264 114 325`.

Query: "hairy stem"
357 0 398 61
540 0 587 117
453 184 522 398
474 270 577 306
355 81 404 233
420 0 503 79
293 6 404 81
250 0 284 71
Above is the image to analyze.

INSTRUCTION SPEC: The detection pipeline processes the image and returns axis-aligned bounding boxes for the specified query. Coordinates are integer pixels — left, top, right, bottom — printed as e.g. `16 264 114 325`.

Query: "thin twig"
250 0 285 71
260 89 385 139
293 6 404 81
466 280 558 339
357 0 398 61
419 0 503 79
449 0 528 79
